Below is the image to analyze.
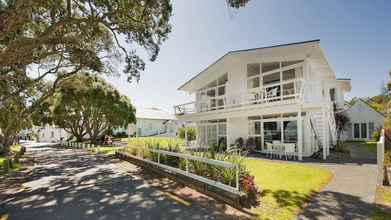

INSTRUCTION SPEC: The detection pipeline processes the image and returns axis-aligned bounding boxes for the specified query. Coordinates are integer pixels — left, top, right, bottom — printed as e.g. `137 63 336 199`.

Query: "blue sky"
107 0 391 113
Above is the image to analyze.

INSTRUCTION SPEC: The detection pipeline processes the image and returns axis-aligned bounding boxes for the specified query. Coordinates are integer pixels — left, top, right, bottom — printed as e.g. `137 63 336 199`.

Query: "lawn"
88 146 123 155
244 159 332 220
361 141 377 154
0 145 22 173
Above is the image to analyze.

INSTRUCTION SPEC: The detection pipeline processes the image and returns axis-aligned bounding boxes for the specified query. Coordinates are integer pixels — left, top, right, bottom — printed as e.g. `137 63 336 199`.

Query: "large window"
198 74 227 112
354 123 360 139
283 121 297 143
361 123 367 139
198 119 227 148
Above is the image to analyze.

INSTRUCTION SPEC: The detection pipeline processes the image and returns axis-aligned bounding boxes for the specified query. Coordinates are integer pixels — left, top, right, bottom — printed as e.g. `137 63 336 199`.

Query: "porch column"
322 109 327 160
298 109 303 160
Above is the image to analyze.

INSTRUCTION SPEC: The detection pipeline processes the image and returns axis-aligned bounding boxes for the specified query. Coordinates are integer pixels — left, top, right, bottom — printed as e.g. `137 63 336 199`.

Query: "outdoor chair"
265 142 275 158
284 143 297 160
272 140 282 158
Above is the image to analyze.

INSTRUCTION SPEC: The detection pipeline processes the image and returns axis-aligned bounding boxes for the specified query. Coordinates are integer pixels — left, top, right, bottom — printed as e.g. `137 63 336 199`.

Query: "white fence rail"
121 149 240 194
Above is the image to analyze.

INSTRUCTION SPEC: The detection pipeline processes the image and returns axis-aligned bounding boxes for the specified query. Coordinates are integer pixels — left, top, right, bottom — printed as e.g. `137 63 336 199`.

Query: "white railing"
174 79 305 115
377 129 385 185
121 149 240 194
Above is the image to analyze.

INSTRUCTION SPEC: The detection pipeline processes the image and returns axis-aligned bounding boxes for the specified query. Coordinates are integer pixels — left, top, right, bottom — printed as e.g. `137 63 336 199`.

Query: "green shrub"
178 127 196 141
372 130 381 141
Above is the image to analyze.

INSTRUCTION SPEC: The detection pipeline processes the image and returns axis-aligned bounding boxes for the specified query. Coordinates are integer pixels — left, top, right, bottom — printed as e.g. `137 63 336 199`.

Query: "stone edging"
115 151 246 209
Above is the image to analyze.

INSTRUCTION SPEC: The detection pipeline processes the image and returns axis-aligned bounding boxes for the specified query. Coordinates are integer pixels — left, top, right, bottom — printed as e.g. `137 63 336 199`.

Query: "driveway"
1 143 246 220
297 144 378 220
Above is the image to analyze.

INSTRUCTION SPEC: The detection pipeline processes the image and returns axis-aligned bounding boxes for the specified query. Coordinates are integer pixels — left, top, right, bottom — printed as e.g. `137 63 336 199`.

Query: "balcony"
174 79 304 116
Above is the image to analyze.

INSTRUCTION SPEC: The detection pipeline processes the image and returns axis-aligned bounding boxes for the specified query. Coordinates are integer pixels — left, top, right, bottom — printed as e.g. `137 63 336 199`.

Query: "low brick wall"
116 151 245 209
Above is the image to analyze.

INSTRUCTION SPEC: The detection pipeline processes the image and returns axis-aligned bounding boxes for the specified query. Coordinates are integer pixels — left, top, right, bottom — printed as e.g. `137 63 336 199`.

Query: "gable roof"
348 98 385 118
136 108 177 120
178 39 320 91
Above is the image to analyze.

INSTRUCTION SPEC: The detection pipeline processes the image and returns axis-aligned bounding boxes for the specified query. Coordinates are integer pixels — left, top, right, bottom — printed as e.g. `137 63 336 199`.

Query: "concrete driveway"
297 144 378 220
1 143 246 220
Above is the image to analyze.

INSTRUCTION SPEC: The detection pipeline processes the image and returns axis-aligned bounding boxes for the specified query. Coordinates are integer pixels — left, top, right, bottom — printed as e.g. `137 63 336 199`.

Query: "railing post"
186 159 189 173
236 164 239 191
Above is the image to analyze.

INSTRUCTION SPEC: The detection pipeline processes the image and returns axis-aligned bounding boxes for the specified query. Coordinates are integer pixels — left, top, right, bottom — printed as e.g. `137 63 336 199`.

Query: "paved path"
297 144 378 220
1 143 246 220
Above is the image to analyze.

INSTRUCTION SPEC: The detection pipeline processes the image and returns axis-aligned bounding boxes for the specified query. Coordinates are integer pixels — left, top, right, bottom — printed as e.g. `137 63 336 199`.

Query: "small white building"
340 99 384 141
20 125 70 143
113 107 181 137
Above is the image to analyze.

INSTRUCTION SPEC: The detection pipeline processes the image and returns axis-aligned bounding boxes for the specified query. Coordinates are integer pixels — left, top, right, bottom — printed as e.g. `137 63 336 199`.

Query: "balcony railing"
174 79 304 116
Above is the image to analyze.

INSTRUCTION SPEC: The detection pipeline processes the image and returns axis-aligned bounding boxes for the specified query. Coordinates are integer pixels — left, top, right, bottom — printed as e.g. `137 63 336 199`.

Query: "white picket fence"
121 149 241 194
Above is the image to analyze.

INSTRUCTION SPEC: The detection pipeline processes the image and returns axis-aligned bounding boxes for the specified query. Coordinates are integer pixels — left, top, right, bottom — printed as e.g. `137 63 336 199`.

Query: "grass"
345 140 377 153
371 187 391 219
0 145 22 174
93 146 123 155
244 159 332 220
370 207 391 220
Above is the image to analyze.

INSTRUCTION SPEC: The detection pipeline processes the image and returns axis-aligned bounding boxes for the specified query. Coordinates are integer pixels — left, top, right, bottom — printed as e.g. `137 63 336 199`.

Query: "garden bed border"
115 151 245 209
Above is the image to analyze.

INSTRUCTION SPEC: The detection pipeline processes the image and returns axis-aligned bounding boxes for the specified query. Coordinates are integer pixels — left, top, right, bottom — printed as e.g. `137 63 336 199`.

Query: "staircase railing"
309 114 323 155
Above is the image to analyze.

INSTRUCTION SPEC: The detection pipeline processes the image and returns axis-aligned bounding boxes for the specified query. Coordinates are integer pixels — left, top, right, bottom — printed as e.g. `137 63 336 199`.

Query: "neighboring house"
340 99 384 141
113 107 181 137
174 40 351 160
20 125 70 143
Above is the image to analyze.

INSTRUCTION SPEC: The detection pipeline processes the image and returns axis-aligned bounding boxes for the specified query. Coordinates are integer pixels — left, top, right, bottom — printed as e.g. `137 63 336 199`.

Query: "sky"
107 0 391 113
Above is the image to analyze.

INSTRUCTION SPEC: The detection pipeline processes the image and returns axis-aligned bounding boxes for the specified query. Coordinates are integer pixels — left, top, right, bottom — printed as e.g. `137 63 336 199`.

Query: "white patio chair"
265 142 275 158
284 143 297 160
272 140 282 159
266 87 278 102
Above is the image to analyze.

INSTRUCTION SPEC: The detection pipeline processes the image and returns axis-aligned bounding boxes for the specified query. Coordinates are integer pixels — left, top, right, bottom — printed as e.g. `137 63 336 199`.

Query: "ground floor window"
248 113 299 152
198 119 227 148
353 122 372 139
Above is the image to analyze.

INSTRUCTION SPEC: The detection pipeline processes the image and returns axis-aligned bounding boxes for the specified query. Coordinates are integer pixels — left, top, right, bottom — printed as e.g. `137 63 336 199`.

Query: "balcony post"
298 108 303 161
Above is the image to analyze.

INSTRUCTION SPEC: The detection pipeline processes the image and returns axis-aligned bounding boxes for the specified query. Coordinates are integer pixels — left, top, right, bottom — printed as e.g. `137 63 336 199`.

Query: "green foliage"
178 127 196 141
44 73 136 143
335 112 350 143
372 130 381 141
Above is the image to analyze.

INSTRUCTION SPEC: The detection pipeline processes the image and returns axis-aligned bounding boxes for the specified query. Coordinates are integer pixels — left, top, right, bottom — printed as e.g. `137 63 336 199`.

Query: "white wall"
227 116 248 145
341 100 384 141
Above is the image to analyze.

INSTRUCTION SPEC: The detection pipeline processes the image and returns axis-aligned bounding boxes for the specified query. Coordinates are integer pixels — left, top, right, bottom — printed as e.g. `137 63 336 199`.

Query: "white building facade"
113 108 181 137
174 40 351 160
341 99 384 141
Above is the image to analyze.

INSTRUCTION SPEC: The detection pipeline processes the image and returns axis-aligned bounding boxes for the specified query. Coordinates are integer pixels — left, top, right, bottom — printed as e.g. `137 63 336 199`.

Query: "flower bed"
121 144 260 207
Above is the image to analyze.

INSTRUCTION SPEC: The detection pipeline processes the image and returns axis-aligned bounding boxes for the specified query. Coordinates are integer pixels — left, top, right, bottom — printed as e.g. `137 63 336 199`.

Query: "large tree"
45 73 136 143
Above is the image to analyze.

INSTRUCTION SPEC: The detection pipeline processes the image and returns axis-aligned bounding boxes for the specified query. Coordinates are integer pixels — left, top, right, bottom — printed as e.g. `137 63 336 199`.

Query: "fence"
120 149 240 194
377 129 385 185
62 141 99 149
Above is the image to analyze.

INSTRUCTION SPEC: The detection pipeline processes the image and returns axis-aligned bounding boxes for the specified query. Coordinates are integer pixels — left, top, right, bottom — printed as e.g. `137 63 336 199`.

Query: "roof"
178 39 320 91
136 107 177 120
348 98 385 117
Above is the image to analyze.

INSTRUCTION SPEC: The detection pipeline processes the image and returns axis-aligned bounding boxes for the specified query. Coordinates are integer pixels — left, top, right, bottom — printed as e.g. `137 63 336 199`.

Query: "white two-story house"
174 40 351 160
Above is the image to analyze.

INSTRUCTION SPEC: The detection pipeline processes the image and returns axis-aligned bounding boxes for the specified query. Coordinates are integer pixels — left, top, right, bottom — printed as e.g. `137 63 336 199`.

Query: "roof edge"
177 39 321 91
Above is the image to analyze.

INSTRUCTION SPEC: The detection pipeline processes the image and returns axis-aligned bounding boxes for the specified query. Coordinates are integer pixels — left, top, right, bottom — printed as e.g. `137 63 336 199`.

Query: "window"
353 123 360 139
283 121 297 143
361 123 367 139
262 62 280 73
281 60 303 67
368 122 375 139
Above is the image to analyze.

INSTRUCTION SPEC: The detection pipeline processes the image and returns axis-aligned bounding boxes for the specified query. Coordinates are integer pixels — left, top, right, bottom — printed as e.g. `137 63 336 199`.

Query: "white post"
298 109 303 160
184 123 188 145
322 108 327 160
226 118 231 149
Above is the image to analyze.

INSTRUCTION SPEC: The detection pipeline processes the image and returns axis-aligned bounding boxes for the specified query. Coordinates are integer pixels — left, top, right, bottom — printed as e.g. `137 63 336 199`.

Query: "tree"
1 0 173 112
44 73 136 143
335 111 350 145
0 76 44 154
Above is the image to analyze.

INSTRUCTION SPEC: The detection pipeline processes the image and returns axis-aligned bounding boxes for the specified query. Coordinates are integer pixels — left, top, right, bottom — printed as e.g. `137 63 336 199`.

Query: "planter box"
116 151 245 209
